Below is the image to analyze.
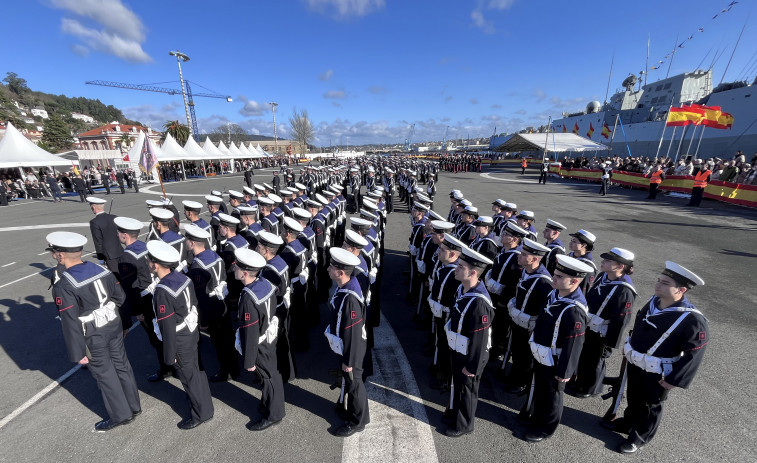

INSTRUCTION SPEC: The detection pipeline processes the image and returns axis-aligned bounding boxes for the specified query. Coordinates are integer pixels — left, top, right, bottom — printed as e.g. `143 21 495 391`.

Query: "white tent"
184 136 208 160
237 142 252 157
228 142 243 157
0 122 76 168
159 133 190 161
217 140 231 155
494 133 608 153
124 131 167 164
202 137 225 159
256 144 272 158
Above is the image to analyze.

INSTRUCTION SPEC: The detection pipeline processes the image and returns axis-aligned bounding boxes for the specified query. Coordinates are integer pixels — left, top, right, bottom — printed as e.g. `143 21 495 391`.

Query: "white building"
30 107 49 119
71 112 95 123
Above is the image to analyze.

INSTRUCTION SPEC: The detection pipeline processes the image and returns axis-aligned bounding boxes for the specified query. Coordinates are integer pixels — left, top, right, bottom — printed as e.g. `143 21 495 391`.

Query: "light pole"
168 50 192 137
268 101 278 156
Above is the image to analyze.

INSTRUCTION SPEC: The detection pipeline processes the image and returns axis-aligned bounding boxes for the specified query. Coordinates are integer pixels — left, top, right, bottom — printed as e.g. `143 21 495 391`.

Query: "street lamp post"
168 51 192 138
268 101 278 157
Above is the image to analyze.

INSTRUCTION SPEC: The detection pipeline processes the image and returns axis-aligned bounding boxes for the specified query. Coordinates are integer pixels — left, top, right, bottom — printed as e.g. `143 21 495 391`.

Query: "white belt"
409 245 417 256
485 274 504 296
282 287 291 309
416 260 426 274
78 301 117 335
587 313 609 336
210 281 229 300
175 305 199 333
369 267 378 284
444 319 469 355
259 316 279 344
297 267 310 285
623 340 682 376
528 335 561 367
234 329 242 355
428 296 449 318
140 277 159 297
324 325 344 355
507 298 537 331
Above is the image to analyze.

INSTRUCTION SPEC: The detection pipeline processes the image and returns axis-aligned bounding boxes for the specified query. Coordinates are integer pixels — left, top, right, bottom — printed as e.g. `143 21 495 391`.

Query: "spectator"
719 160 739 183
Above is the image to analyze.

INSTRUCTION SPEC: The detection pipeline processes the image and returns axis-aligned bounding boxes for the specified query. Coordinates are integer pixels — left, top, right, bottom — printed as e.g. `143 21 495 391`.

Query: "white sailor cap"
323 190 336 198
295 182 307 190
428 210 444 221
46 231 87 253
569 229 596 246
263 183 273 190
234 248 266 271
282 216 304 233
415 186 425 194
459 199 472 207
362 199 378 210
306 198 322 208
504 202 517 212
257 196 275 207
474 216 494 227
258 230 283 248
268 194 282 204
217 213 240 227
237 205 258 216
160 197 172 206
412 202 430 212
211 189 223 197
545 219 567 231
329 247 360 270
331 184 345 192
554 254 594 278
349 217 372 230
367 191 382 199
431 220 455 233
441 233 465 252
292 207 312 221
503 221 529 238
521 238 551 256
359 209 377 221
146 199 164 208
114 217 143 233
459 246 494 269
516 210 535 220
662 261 704 288
452 192 464 200
315 193 328 205
450 189 462 197
492 199 507 208
149 208 175 222
462 206 479 217
367 166 375 172
600 247 635 266
242 186 255 196
253 183 266 191
228 189 245 200
146 240 180 267
344 229 368 249
184 223 211 242
350 168 359 173
182 200 203 212
279 188 293 197
205 195 224 205
86 196 107 205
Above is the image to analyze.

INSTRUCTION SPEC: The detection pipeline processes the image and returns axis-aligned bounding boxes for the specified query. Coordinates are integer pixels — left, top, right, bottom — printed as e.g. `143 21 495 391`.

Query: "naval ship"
551 69 757 159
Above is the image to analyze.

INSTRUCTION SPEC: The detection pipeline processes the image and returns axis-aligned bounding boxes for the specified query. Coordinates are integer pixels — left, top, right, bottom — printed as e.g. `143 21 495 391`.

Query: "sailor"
306 198 330 303
115 217 172 381
210 190 227 214
522 254 592 443
443 246 494 437
325 247 370 437
293 206 320 330
469 215 500 261
505 239 552 396
279 217 308 354
426 174 436 202
160 197 182 232
48 231 141 432
258 196 280 235
233 248 286 431
428 231 461 392
538 158 550 184
236 205 262 249
146 240 214 430
542 219 567 274
515 210 538 241
227 189 246 221
408 202 429 305
183 200 214 249
491 199 508 236
184 224 239 383
571 247 636 397
144 199 166 241
279 188 295 217
447 190 462 223
610 262 708 454
242 186 257 207
256 230 295 383
567 229 598 293
217 213 249 310
383 169 395 213
87 196 123 275
268 194 285 227
206 195 225 246
414 213 443 325
149 207 192 273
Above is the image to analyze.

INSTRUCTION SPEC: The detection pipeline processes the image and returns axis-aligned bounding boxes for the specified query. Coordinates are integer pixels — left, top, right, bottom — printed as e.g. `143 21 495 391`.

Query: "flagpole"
543 116 551 161
665 126 677 159
654 105 673 161
608 113 619 154
674 125 688 162
154 162 167 198
686 124 700 156
694 125 707 157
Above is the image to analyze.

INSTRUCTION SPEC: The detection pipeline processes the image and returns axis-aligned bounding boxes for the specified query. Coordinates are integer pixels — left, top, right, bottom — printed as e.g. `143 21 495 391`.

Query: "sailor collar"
243 277 276 304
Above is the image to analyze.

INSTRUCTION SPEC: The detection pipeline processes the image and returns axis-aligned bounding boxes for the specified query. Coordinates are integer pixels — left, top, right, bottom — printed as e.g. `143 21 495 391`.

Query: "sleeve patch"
351 311 357 320
482 315 488 323
245 313 250 321
55 297 62 306
574 322 582 330
699 331 706 341
159 305 166 314
625 302 632 309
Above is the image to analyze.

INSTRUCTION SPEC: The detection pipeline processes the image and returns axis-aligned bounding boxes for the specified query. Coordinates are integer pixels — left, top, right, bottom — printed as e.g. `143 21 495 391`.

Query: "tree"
163 120 190 145
209 123 248 146
3 72 29 96
41 113 74 152
118 133 132 151
288 107 314 157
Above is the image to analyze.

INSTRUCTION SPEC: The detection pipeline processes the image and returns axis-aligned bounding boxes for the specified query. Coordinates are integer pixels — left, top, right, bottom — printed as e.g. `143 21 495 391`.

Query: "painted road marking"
1 262 16 268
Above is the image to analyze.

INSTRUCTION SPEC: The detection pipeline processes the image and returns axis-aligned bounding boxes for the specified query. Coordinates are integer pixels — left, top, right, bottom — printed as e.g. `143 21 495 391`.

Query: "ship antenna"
666 34 679 79
719 22 747 86
604 53 614 105
645 34 650 86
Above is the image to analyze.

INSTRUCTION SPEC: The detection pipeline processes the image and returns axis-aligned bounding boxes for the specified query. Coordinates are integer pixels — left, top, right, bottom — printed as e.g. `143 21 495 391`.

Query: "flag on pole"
601 123 612 139
72 162 80 176
586 123 595 138
562 124 567 133
138 136 158 174
717 111 734 129
122 153 130 162
572 122 579 134
666 106 705 126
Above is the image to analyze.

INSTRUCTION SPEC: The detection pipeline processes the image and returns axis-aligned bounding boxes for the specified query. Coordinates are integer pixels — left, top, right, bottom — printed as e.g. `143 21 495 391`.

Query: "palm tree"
118 133 131 151
163 120 190 145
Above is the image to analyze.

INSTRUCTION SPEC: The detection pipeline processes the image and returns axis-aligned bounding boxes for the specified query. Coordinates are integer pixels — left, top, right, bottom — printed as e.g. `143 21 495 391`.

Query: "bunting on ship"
601 123 612 139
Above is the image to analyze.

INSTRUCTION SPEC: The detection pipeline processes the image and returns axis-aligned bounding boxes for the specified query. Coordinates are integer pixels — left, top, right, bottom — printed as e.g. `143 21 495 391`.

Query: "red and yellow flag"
601 123 611 139
718 111 734 129
586 123 595 138
572 122 579 134
666 106 705 126
562 124 567 133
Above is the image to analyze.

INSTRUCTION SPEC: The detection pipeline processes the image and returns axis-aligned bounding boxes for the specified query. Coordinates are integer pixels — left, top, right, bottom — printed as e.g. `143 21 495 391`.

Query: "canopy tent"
159 133 191 161
228 142 243 157
216 140 231 155
237 142 252 157
0 122 77 168
184 136 209 160
123 131 166 165
493 133 608 153
241 143 264 159
256 144 272 157
202 137 226 159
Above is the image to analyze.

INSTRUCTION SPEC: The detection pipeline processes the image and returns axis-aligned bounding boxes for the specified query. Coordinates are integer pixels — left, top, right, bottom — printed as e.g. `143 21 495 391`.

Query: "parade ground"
0 166 755 462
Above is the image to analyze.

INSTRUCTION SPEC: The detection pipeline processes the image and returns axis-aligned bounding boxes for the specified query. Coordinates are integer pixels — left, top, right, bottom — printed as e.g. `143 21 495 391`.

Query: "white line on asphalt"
480 171 588 186
0 251 94 289
1 262 16 267
342 313 438 463
37 252 48 256
0 223 91 232
0 321 140 431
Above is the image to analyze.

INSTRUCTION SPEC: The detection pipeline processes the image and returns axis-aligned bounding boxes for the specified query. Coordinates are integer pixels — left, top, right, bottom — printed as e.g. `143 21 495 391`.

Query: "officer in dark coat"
48 231 141 432
147 240 214 430
72 175 87 202
115 170 126 193
87 197 123 276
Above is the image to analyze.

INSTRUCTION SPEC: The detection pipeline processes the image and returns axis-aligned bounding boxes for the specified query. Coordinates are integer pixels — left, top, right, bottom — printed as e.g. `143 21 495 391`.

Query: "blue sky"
3 0 755 146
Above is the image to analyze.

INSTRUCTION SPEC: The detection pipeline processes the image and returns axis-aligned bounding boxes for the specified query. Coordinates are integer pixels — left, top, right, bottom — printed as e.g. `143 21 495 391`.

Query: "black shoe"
525 431 547 443
600 418 631 434
573 392 592 399
516 412 531 426
147 371 165 382
618 439 643 454
335 423 365 437
246 418 281 431
441 411 456 425
429 378 448 390
444 427 472 438
178 416 213 430
505 384 526 395
209 371 229 382
132 410 142 418
94 416 133 432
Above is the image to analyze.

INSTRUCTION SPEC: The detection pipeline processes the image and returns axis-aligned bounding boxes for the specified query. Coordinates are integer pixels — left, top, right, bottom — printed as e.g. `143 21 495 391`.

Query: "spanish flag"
562 124 567 133
718 111 734 129
586 123 595 138
572 122 579 134
601 123 611 139
666 106 705 127
72 162 80 176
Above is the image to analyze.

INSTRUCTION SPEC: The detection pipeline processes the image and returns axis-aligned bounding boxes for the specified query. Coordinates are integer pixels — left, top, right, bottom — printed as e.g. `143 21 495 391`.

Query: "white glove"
140 277 159 297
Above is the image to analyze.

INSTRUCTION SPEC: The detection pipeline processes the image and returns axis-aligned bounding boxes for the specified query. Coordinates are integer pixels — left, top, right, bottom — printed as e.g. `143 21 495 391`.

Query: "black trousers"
256 342 286 422
490 301 511 357
290 283 310 351
538 172 548 184
175 331 214 422
276 305 296 382
647 182 660 199
87 320 141 423
77 190 86 202
623 365 669 446
574 330 609 395
206 312 239 377
0 191 7 206
138 317 168 373
529 362 566 437
385 193 393 213
688 187 705 206
341 366 369 428
509 324 534 387
599 179 609 196
433 315 451 377
450 354 484 433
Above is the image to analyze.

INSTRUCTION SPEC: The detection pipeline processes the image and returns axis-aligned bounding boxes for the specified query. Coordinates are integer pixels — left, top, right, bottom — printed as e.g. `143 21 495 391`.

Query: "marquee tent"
493 133 608 154
0 122 76 168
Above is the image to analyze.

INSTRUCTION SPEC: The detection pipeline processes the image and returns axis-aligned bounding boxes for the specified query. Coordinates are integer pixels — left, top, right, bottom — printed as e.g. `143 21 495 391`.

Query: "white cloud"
368 86 388 95
304 0 386 19
51 0 151 63
237 96 269 117
70 43 89 57
122 102 182 128
471 0 516 34
319 69 334 81
323 90 347 99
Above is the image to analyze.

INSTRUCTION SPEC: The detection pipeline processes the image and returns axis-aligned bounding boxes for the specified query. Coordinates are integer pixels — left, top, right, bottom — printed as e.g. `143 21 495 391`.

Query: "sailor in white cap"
217 213 249 310
146 240 214 430
87 196 123 275
291 207 319 327
491 199 508 235
542 219 567 274
413 217 444 325
570 248 637 398
256 230 296 383
349 168 361 210
233 247 287 431
505 238 553 395
325 247 370 437
148 207 190 272
568 229 598 293
306 198 330 302
47 231 141 432
447 190 463 223
516 210 538 241
382 169 395 213
610 261 707 455
205 195 225 245
443 245 494 437
209 190 227 214
183 200 214 249
279 217 309 352
184 224 239 383
599 160 613 196
426 170 436 202
242 186 257 207
236 205 262 249
522 254 592 443
470 216 500 261
227 190 246 221
456 206 479 245
538 157 550 184
257 196 279 236
407 203 430 305
268 194 285 225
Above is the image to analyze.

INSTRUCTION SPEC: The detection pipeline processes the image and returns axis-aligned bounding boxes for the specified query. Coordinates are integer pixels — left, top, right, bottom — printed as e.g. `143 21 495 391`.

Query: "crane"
85 80 232 140
403 123 415 152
